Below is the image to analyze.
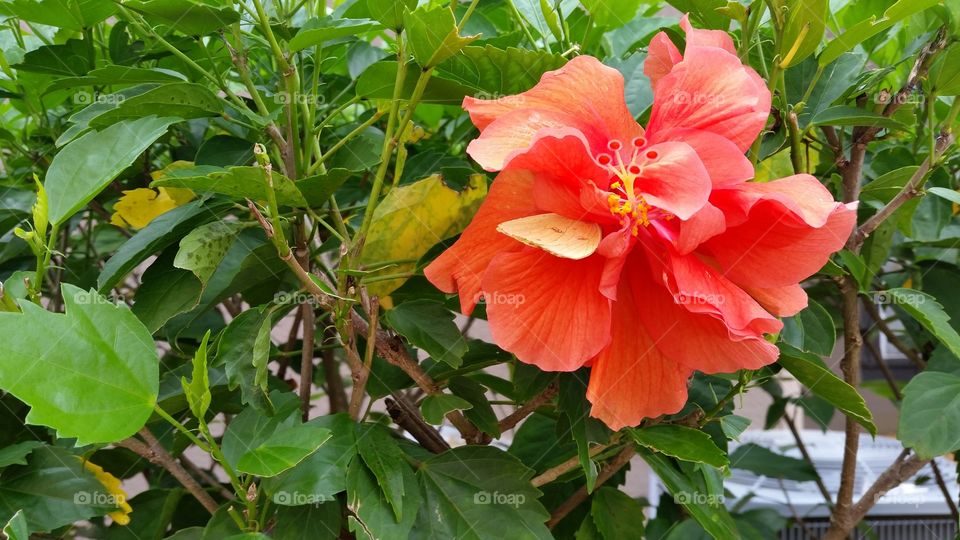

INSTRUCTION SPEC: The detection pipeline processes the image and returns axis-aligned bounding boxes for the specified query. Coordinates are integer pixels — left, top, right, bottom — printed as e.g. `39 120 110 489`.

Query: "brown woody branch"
118 429 220 514
498 380 558 432
546 445 637 529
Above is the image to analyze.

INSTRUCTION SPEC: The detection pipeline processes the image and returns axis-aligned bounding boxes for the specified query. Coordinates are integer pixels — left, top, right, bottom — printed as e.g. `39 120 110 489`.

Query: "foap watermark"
474 90 525 107
671 91 725 106
873 291 924 306
473 490 526 508
74 490 126 506
675 292 726 306
473 291 525 309
873 89 924 106
274 92 326 106
272 490 332 505
674 491 724 505
73 91 126 106
71 289 126 306
274 290 321 305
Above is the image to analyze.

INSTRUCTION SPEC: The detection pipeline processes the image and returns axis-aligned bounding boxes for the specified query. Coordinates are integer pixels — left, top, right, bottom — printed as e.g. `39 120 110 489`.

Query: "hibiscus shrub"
0 0 958 538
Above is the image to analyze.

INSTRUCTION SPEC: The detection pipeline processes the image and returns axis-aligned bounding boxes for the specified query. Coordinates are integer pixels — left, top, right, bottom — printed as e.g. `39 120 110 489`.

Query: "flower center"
595 138 671 235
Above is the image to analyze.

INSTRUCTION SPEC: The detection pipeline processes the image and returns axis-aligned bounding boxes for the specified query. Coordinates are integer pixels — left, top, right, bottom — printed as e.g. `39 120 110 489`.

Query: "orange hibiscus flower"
425 16 856 430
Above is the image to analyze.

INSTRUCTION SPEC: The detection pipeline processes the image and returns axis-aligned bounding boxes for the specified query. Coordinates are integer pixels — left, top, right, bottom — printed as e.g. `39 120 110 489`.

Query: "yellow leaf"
360 174 487 299
111 188 194 229
81 459 132 525
497 213 601 260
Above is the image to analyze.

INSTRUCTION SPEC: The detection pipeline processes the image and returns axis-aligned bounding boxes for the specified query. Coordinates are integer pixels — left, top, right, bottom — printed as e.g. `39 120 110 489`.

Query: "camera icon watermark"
473 490 526 508
272 490 331 506
74 490 125 506
873 90 923 106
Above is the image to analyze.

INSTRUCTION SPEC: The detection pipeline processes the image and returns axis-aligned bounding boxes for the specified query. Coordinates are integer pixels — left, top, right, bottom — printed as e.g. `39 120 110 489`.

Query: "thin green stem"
309 111 383 174
153 405 211 452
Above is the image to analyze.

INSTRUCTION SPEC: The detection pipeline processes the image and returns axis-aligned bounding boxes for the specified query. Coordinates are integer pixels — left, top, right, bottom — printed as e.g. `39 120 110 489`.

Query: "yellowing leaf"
110 187 195 229
360 174 487 298
497 213 601 260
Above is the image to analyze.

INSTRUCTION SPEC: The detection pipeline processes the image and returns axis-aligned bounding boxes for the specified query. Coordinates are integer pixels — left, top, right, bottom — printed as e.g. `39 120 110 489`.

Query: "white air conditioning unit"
650 430 959 539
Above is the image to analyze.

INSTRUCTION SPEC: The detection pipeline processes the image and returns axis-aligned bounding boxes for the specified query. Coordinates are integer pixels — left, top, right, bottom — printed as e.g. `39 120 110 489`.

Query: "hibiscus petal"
497 213 602 260
482 248 612 372
463 56 643 169
586 258 691 429
665 252 782 338
424 170 538 314
679 14 737 54
645 32 682 88
744 283 809 317
635 141 712 220
648 128 754 185
632 251 780 374
704 175 857 289
674 202 726 254
646 45 770 152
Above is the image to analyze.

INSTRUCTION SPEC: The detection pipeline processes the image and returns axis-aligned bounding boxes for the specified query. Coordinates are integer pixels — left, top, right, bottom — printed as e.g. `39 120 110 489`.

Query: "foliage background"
0 0 959 538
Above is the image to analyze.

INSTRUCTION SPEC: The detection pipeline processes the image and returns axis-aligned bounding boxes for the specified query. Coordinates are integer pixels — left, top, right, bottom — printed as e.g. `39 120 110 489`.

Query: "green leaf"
861 166 920 203
173 221 243 287
557 372 601 492
809 105 907 130
887 288 960 360
588 487 646 540
927 187 960 205
580 0 643 28
420 394 473 424
404 6 478 67
131 247 203 332
360 173 486 297
2 509 28 540
0 285 158 444
45 66 186 92
289 17 381 52
216 306 276 411
640 450 738 540
0 441 43 468
898 371 960 458
818 0 941 66
181 330 212 420
236 425 332 477
295 169 352 207
221 391 301 469
14 39 93 76
98 198 231 291
438 45 566 96
928 43 960 95
356 424 411 521
363 0 416 29
448 376 501 437
124 0 241 35
347 457 420 540
0 446 119 532
356 61 473 103
777 343 877 435
719 415 751 439
271 502 341 540
781 299 836 356
385 300 468 367
153 165 308 206
45 116 178 225
413 446 552 539
88 83 222 128
780 0 827 67
630 425 729 468
0 0 115 30
107 488 183 540
262 414 357 505
195 135 254 167
729 443 818 481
